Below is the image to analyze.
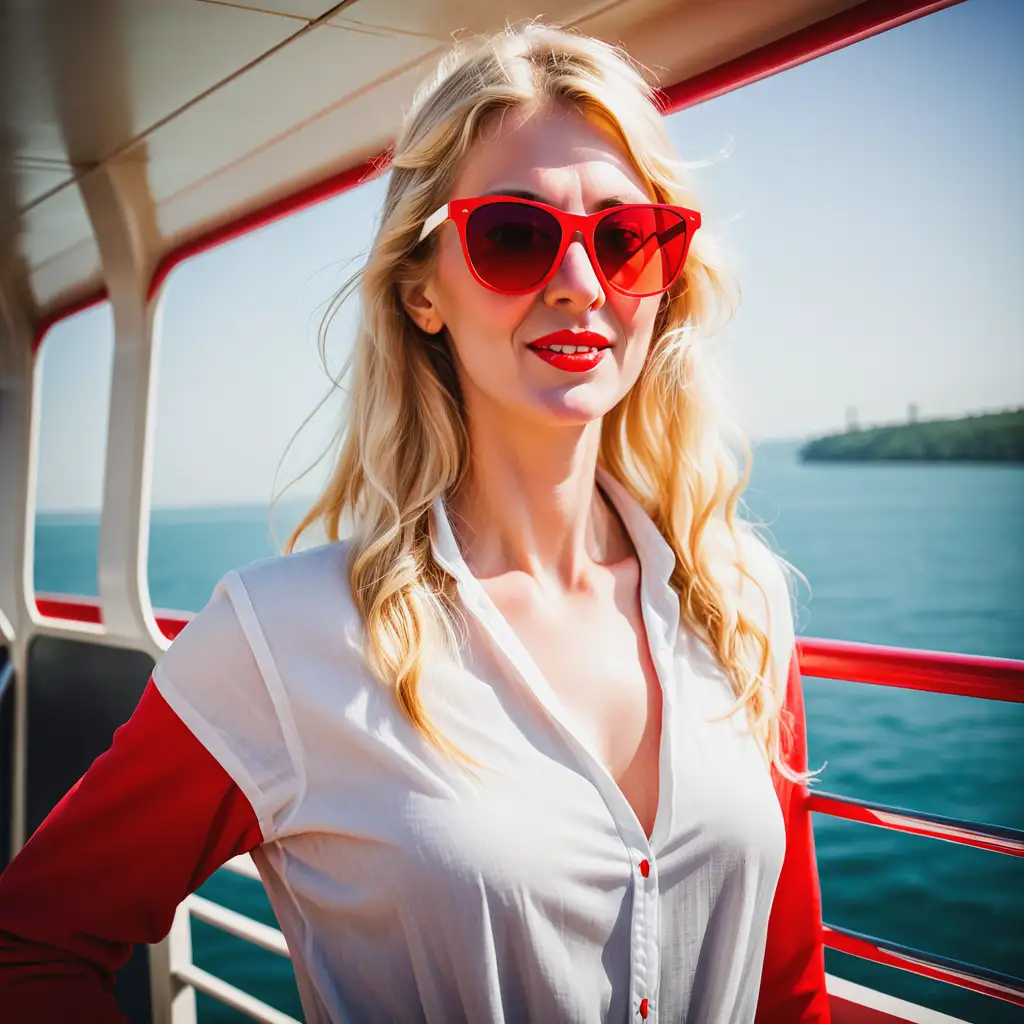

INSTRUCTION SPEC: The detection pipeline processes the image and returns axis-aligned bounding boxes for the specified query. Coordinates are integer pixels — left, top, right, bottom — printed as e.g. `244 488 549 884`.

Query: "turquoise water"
34 444 1024 1022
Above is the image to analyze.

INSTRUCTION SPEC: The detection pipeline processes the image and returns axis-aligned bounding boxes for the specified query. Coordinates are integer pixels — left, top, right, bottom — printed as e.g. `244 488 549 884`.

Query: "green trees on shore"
799 409 1024 463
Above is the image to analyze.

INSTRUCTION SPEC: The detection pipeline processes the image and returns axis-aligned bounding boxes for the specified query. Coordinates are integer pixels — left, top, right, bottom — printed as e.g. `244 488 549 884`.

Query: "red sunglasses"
418 195 701 298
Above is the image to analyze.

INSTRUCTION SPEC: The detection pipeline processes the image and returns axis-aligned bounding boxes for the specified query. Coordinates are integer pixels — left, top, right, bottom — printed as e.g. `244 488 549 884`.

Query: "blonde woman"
0 24 829 1023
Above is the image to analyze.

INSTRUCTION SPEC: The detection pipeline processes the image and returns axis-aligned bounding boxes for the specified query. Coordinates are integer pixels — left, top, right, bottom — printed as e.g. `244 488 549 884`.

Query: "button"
639 858 650 878
640 997 649 1019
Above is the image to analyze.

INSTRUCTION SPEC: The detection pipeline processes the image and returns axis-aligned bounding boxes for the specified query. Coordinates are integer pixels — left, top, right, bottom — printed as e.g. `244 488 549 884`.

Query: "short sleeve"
152 570 305 842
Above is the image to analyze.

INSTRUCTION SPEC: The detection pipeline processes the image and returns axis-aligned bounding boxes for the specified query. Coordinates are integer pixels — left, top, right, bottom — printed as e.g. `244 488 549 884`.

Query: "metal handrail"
823 923 1024 1008
807 790 1024 857
172 886 296 1023
799 636 1024 702
800 641 1024 1006
184 895 290 958
173 963 300 1024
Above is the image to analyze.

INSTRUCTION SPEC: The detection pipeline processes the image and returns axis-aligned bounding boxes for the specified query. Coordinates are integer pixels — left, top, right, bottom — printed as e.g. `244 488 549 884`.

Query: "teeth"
546 345 598 353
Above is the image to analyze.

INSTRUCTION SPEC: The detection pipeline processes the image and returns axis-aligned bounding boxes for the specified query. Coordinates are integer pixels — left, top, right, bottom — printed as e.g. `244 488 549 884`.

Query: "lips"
526 330 611 374
526 329 612 354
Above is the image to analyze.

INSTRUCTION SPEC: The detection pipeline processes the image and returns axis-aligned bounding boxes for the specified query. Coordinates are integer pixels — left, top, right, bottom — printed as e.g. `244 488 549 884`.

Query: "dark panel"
25 635 155 1024
0 645 11 872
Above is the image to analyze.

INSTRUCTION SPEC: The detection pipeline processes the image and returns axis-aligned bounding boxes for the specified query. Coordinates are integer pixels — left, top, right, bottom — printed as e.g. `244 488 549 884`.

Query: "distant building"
908 402 919 423
845 405 859 432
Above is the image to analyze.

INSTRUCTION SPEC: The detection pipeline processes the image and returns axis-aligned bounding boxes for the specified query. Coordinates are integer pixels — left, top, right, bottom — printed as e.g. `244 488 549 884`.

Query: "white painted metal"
185 895 291 958
173 963 301 1024
77 160 167 658
153 903 198 1024
825 974 968 1023
0 278 41 856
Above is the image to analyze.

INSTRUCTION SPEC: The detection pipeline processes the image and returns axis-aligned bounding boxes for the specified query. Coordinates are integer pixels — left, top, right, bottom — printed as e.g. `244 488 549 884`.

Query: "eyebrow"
481 188 640 212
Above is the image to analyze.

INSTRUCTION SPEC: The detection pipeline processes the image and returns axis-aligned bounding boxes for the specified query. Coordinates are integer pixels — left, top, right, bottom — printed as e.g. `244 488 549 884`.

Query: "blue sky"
36 0 1023 511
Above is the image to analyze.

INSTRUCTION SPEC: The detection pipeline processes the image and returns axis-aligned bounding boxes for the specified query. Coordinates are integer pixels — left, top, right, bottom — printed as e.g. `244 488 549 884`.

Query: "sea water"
33 443 1024 1022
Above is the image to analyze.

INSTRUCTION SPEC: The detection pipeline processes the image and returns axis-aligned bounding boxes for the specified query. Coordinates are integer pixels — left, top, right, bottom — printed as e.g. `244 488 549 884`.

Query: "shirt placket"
629 572 679 1024
429 489 681 1023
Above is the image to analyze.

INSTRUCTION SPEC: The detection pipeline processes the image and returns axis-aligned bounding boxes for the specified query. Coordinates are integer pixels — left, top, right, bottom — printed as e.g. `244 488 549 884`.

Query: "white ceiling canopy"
0 0 927 320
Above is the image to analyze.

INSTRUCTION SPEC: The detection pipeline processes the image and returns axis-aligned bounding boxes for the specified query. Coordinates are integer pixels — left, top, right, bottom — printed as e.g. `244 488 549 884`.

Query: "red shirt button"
639 858 650 878
640 997 649 1019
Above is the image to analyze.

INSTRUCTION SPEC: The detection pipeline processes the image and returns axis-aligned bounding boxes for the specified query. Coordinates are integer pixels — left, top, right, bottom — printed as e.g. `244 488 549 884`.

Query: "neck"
447 409 631 593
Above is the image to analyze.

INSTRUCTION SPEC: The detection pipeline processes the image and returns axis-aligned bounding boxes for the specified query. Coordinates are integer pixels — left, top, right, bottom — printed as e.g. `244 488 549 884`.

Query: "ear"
401 280 445 335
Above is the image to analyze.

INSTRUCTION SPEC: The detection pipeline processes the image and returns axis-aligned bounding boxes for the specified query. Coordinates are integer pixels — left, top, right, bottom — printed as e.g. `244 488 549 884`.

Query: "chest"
480 558 663 838
286 631 784 926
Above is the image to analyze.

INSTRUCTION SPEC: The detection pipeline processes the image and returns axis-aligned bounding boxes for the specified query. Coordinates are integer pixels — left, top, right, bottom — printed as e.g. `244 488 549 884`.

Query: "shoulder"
157 540 359 680
151 540 362 839
232 538 356 614
228 539 366 669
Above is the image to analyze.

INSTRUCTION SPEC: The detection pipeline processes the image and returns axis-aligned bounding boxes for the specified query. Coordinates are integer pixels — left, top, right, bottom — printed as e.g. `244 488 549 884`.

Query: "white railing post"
150 903 198 1024
0 275 41 856
76 158 165 658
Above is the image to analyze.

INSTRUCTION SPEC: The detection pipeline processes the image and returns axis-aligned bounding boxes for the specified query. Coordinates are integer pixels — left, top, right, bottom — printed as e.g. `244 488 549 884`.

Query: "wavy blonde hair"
287 23 803 780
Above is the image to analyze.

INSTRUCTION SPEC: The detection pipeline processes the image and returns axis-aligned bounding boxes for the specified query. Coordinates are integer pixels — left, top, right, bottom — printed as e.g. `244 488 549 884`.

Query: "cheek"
608 292 662 368
433 237 531 367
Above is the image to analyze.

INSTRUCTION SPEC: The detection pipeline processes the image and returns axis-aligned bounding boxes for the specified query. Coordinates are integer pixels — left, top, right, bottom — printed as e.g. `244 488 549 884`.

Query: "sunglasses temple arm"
419 204 451 242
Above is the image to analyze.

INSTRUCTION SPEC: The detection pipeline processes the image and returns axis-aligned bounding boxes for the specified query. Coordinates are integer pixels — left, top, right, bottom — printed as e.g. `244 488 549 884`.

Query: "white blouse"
153 468 792 1024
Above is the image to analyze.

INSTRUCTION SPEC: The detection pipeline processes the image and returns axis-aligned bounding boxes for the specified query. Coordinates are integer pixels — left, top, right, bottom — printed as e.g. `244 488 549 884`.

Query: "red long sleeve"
756 650 831 1022
0 678 263 1023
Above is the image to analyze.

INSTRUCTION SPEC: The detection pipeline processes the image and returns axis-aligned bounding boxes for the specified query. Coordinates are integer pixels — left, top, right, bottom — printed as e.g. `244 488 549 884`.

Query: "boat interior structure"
0 0 1021 1021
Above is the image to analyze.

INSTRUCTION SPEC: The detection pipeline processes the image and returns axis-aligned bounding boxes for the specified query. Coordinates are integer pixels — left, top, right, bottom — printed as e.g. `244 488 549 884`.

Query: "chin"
531 391 617 426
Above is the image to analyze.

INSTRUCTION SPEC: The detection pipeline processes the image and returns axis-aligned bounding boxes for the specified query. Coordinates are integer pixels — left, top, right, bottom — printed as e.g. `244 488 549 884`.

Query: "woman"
0 23 828 1023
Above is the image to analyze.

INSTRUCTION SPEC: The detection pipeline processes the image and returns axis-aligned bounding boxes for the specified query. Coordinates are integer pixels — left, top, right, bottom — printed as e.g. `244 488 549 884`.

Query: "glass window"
33 303 115 602
149 176 388 615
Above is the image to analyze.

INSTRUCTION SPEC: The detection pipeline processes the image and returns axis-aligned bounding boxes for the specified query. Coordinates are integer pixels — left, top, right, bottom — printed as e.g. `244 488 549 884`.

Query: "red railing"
807 791 1024 858
796 636 1024 1008
824 923 1024 1008
797 636 1024 703
34 593 191 641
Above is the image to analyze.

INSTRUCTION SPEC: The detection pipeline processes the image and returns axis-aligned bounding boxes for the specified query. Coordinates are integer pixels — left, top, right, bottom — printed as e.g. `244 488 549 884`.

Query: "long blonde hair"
288 23 803 779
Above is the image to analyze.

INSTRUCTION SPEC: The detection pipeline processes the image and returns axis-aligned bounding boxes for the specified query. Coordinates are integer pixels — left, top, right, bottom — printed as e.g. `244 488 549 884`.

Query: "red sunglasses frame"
417 195 702 298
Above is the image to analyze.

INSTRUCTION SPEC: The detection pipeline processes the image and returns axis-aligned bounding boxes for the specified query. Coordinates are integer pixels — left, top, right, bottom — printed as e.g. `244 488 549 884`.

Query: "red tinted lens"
594 207 689 295
465 202 562 292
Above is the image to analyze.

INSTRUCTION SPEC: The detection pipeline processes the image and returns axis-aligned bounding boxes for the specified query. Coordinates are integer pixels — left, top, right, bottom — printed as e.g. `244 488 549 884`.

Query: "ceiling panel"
31 237 103 312
155 60 429 250
331 0 615 41
21 187 102 311
578 0 857 85
3 1 300 206
13 156 70 211
210 0 342 18
19 176 94 269
3 0 896 320
146 22 440 223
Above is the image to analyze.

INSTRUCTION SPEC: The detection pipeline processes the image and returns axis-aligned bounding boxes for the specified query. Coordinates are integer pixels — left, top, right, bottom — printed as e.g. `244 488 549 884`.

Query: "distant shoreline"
798 408 1024 463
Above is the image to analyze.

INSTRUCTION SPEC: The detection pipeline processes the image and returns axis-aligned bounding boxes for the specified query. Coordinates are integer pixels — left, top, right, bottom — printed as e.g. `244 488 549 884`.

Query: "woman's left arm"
755 648 831 1022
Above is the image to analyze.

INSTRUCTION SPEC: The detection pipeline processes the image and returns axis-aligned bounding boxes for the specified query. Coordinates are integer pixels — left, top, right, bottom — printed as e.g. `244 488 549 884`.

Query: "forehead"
450 106 653 206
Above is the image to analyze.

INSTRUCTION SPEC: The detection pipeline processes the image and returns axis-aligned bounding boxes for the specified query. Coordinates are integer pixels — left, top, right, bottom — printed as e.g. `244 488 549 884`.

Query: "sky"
35 0 1024 511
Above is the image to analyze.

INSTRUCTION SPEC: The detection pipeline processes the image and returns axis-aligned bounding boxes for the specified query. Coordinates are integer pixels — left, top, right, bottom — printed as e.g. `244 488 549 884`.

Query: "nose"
543 231 605 312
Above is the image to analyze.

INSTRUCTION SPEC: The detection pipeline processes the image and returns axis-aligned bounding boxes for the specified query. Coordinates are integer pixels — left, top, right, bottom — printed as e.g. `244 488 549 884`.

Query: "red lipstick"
526 330 611 373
